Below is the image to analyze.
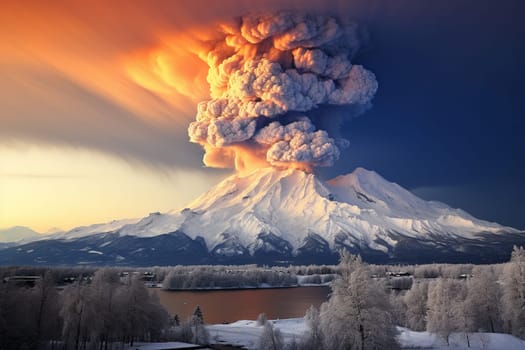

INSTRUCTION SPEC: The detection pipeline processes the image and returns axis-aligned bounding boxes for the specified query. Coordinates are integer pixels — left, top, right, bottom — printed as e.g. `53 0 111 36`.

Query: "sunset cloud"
0 0 359 168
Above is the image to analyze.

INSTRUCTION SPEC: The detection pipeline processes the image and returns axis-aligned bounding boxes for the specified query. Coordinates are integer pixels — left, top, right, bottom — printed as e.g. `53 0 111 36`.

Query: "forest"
0 246 523 349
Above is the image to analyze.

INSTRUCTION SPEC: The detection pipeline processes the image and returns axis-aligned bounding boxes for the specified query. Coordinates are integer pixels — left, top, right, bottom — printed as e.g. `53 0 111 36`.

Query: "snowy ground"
206 319 525 350
397 327 525 350
207 318 305 349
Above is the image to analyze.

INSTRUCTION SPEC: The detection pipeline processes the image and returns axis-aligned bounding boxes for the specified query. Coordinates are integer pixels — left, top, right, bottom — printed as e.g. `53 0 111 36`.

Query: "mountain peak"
187 167 323 211
125 166 514 253
0 226 40 243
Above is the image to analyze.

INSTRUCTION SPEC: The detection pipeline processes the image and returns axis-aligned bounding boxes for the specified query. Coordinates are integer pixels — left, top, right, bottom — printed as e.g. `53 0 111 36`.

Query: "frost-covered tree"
61 281 90 350
258 321 284 350
172 319 194 343
287 336 299 350
452 281 472 347
389 292 407 327
85 268 120 348
190 313 210 345
465 265 502 333
320 252 398 350
0 267 171 349
404 281 428 331
300 306 324 350
257 312 268 326
117 276 169 345
426 278 466 345
502 246 525 338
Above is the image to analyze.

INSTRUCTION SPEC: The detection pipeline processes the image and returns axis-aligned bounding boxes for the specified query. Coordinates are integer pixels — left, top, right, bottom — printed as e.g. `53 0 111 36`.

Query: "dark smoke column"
188 12 378 172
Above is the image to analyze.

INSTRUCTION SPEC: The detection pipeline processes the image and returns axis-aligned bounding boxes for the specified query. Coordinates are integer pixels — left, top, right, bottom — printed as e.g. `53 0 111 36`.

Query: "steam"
188 12 378 171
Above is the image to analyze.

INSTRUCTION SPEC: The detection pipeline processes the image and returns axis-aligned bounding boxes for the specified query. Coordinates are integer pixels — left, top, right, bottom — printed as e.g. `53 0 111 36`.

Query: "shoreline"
161 284 331 292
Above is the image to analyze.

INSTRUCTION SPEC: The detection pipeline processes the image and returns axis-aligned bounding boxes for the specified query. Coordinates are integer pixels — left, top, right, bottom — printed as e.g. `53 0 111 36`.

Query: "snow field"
205 319 525 350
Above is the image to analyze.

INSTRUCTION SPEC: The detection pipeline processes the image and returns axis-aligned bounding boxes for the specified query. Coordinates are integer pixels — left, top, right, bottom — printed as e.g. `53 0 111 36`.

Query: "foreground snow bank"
206 319 525 350
207 318 305 349
397 327 525 350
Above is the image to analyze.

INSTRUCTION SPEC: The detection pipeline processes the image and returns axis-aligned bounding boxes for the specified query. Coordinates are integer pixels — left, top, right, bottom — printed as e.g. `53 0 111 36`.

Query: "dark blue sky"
319 1 525 229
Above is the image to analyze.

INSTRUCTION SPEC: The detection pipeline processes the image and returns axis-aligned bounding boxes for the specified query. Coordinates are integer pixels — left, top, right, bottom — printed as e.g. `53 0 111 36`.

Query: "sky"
1 0 523 232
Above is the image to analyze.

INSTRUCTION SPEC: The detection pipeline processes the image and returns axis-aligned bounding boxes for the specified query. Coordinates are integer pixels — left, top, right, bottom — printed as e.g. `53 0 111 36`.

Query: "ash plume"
188 12 378 172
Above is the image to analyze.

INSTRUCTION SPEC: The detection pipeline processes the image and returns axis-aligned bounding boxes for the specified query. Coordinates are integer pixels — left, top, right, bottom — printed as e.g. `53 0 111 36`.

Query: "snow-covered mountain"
1 168 523 265
0 226 40 243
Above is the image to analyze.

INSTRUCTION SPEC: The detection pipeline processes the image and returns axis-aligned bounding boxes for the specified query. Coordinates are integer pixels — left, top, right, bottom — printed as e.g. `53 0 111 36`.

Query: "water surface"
154 286 330 324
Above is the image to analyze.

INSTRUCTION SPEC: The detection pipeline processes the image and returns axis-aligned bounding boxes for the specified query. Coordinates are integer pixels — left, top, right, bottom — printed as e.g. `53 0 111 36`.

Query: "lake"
154 286 330 324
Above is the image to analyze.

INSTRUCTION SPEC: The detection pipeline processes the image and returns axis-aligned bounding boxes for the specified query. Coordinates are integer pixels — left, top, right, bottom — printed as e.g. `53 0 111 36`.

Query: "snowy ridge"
114 167 517 256
45 218 141 241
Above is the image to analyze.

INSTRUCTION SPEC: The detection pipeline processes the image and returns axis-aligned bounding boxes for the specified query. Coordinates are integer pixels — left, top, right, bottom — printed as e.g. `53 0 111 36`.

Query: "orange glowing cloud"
0 0 219 127
124 34 211 104
0 0 363 171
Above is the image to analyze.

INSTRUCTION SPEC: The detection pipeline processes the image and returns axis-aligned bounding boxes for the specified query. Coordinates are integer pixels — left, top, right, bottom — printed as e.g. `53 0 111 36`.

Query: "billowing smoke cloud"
255 118 341 167
188 12 378 171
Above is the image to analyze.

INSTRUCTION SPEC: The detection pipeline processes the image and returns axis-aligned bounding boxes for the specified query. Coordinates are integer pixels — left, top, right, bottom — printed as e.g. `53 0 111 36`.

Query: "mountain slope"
1 168 523 265
0 226 40 243
119 167 517 251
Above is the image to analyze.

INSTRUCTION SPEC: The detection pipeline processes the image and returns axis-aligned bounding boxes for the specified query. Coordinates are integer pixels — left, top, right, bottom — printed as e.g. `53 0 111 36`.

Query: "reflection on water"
154 286 330 324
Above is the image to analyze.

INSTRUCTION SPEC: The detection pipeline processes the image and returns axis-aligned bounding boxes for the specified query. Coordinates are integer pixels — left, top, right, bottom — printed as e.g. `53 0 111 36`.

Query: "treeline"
390 246 525 344
257 246 525 349
0 268 170 350
0 263 473 286
0 265 338 288
0 266 98 285
162 265 297 289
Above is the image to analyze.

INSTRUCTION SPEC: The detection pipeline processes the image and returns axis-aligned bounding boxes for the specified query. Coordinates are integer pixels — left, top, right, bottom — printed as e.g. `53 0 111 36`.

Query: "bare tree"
1 281 49 349
300 306 323 350
60 281 89 350
465 265 502 333
258 321 284 350
257 312 268 326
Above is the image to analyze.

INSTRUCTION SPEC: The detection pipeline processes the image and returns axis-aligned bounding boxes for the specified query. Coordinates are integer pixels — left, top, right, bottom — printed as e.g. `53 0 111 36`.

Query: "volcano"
1 168 524 265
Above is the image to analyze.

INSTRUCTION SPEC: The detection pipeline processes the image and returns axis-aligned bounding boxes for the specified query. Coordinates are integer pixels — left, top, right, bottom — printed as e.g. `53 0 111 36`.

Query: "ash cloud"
188 12 378 171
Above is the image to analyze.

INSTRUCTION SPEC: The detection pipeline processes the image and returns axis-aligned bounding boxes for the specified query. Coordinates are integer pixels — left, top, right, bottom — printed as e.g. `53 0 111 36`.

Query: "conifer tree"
193 305 204 324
